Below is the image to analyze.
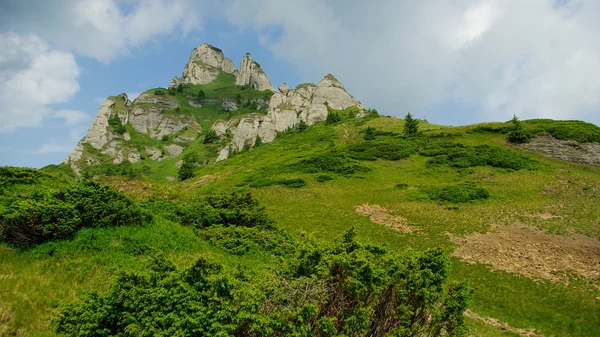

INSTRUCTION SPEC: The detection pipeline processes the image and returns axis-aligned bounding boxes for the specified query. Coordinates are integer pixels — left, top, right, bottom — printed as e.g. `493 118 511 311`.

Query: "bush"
203 129 219 144
395 183 409 189
316 174 334 182
55 230 471 337
249 178 306 188
507 115 532 143
347 139 416 161
153 89 165 95
364 126 376 140
0 180 148 247
108 115 126 134
297 119 308 132
177 191 274 229
178 160 196 181
198 225 295 256
421 142 539 171
421 183 489 203
326 111 341 124
297 151 368 175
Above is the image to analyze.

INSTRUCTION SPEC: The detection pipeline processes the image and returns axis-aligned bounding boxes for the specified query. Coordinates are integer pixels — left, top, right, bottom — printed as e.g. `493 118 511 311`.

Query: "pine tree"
403 113 419 136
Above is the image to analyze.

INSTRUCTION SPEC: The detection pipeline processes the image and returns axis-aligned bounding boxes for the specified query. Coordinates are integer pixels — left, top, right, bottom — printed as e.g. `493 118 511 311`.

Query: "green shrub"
316 174 334 182
296 151 368 174
422 142 539 170
395 183 409 189
421 183 489 203
249 178 306 188
177 191 274 229
326 111 341 124
347 139 416 161
55 230 471 337
178 159 196 181
523 119 600 143
0 180 148 247
153 89 165 95
198 225 295 256
364 126 376 140
203 129 219 144
108 115 126 134
0 167 45 187
507 115 532 143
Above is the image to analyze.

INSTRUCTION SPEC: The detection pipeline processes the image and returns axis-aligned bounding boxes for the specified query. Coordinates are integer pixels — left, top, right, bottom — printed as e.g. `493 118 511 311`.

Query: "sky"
1 0 599 168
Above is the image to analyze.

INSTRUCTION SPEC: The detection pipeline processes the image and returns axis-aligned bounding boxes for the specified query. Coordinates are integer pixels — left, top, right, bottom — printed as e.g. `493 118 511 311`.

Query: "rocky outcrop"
520 136 600 166
65 94 131 174
221 100 238 112
128 93 197 140
214 74 365 161
171 43 236 87
235 53 275 92
278 83 289 93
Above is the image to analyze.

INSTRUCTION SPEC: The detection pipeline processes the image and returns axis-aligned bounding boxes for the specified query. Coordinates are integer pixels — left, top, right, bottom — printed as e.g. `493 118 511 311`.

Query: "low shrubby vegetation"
420 183 490 203
0 176 149 247
54 191 472 337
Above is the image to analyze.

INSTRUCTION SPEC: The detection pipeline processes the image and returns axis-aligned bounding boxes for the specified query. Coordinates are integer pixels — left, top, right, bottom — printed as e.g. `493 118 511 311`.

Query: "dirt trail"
450 224 600 283
466 310 548 337
355 204 415 232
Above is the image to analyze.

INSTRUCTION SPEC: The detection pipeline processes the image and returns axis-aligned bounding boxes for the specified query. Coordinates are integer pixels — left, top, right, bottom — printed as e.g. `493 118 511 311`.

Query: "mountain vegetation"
2 43 600 336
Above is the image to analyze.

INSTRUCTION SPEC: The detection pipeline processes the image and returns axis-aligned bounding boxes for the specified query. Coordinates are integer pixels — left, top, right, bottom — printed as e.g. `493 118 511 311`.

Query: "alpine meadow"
2 41 600 337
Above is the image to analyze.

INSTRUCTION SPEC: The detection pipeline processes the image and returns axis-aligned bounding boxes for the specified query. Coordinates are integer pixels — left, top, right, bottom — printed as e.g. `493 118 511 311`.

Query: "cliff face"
66 43 366 174
169 43 236 87
213 74 365 161
235 53 275 92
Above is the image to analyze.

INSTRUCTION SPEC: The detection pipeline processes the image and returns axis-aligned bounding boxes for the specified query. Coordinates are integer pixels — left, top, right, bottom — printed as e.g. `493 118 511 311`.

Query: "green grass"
3 113 600 336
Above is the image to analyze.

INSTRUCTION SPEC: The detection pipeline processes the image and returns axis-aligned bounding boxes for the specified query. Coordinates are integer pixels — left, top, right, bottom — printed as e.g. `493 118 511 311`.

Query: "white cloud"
3 0 203 63
52 109 90 126
223 0 600 124
35 143 76 154
0 32 81 133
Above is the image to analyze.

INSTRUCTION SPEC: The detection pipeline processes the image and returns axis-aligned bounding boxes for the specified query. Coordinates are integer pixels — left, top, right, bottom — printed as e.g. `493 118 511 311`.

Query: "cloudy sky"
1 0 599 168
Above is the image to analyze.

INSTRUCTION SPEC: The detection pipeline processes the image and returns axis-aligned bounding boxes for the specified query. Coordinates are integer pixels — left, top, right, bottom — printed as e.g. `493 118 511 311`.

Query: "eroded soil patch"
355 204 415 232
520 135 600 166
450 225 600 282
466 310 547 337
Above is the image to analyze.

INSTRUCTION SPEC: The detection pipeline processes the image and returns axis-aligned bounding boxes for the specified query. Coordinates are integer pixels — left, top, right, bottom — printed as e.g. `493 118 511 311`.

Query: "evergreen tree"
178 159 195 181
403 112 419 136
364 126 376 140
198 90 206 99
507 115 532 143
297 119 308 132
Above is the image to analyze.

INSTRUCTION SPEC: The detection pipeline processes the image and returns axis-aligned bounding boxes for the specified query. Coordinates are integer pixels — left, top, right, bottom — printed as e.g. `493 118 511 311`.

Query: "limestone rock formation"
221 100 238 112
235 53 275 92
278 83 289 93
128 93 196 140
214 74 365 161
65 94 131 175
170 43 236 87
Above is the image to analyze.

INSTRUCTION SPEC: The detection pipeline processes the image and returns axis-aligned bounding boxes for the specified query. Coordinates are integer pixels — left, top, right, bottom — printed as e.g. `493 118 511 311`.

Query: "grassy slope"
4 116 600 336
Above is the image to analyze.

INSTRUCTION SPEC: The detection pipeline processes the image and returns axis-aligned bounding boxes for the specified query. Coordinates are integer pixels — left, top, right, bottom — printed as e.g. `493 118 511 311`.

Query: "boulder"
221 100 238 112
235 53 275 92
278 83 289 93
164 144 184 158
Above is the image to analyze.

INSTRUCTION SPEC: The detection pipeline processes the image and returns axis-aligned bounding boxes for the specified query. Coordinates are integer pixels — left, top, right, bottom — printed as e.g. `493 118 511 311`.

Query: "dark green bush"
177 191 274 229
0 167 45 187
326 111 341 124
395 183 409 189
198 225 295 256
316 174 334 182
203 129 219 144
422 142 539 170
421 183 489 203
108 115 126 134
296 151 368 175
347 139 416 161
523 119 600 143
507 116 532 143
0 180 148 247
249 178 306 188
55 230 471 337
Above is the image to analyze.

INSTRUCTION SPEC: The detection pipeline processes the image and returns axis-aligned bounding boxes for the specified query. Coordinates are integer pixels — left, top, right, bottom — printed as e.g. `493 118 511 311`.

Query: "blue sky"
1 0 599 168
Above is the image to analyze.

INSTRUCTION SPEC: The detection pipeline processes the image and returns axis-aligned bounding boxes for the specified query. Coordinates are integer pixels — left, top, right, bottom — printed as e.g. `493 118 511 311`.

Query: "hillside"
2 43 600 336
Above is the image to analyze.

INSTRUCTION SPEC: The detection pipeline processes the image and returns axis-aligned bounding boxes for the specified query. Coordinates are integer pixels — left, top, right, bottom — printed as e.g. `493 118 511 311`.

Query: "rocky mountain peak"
235 53 275 92
169 43 236 87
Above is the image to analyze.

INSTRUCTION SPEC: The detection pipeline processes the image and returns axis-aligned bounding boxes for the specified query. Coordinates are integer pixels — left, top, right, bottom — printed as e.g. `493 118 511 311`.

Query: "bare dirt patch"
450 225 600 283
355 204 415 232
520 135 600 166
466 310 547 337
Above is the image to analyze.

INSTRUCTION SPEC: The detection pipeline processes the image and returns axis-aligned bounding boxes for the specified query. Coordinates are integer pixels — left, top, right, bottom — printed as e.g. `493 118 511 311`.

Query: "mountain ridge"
65 43 368 176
